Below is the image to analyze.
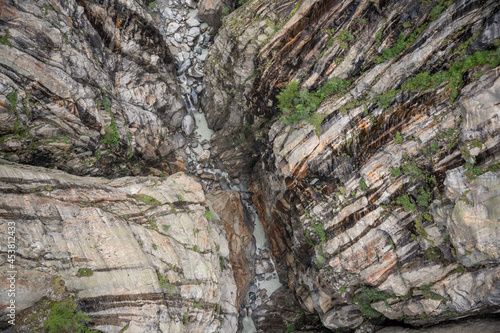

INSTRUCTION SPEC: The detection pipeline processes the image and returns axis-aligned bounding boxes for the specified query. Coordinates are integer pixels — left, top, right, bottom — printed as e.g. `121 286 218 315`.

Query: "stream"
154 0 282 331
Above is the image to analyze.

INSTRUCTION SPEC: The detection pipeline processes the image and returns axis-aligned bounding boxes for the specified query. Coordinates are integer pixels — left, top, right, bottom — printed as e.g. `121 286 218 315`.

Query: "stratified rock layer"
203 0 500 330
0 0 187 178
0 160 239 332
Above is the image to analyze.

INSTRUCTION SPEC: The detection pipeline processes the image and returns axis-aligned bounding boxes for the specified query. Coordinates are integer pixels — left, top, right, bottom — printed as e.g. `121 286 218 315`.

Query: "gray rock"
177 59 191 75
188 27 201 38
182 114 195 135
186 17 200 27
166 22 180 35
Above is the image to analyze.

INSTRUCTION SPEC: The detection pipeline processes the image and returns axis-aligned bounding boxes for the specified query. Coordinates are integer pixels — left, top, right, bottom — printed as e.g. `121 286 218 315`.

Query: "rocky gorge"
1 0 499 332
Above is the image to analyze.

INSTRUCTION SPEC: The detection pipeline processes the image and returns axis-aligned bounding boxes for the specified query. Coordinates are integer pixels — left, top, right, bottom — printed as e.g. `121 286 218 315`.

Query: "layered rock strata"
0 160 240 332
202 0 500 330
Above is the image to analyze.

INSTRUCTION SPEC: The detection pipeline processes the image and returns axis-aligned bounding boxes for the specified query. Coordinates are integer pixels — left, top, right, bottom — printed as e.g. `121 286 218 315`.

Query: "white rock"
186 17 200 27
166 22 180 35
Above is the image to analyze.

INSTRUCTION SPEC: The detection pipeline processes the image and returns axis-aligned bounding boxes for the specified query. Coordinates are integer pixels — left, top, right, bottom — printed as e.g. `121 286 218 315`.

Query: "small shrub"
183 315 189 325
193 302 201 309
353 287 392 318
396 195 415 212
44 300 93 333
6 91 17 107
77 268 93 277
101 118 119 147
204 210 214 219
377 90 397 108
0 29 12 47
429 4 444 21
390 167 401 177
339 29 354 42
193 245 199 252
393 131 403 144
402 161 423 179
162 225 170 232
132 193 161 206
222 7 230 16
177 193 184 202
417 188 430 207
359 178 369 191
423 247 440 260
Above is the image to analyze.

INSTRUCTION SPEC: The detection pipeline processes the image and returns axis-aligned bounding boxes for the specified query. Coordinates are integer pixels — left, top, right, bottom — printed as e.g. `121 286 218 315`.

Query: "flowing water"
155 1 282 331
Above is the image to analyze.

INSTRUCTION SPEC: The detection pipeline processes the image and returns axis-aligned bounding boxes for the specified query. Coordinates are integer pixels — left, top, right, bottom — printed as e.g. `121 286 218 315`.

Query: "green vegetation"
286 324 296 333
423 247 441 260
219 255 225 271
393 131 403 144
222 7 230 16
390 167 401 177
401 161 424 180
339 29 354 42
376 33 407 63
376 23 428 63
396 195 415 212
177 193 184 202
102 95 111 114
417 188 430 207
6 91 17 107
377 89 398 108
359 178 369 191
0 29 12 46
276 78 351 130
158 275 176 296
402 48 500 102
204 210 214 220
101 118 119 147
420 284 446 302
132 193 162 206
44 300 94 333
193 245 199 253
162 224 170 232
148 217 157 229
183 315 189 325
353 287 392 318
77 268 93 277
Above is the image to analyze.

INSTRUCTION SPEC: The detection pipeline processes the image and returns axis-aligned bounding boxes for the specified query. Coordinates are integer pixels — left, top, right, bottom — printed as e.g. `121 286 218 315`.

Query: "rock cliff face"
202 0 500 331
0 160 239 332
0 0 187 178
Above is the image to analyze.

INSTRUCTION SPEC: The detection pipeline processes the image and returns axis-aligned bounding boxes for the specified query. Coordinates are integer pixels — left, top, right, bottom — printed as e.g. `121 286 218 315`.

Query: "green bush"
77 268 93 277
222 7 229 16
396 195 415 212
0 29 12 46
277 78 351 127
359 178 369 191
377 90 397 108
44 301 93 333
353 287 392 318
101 118 119 147
377 33 407 63
204 210 214 219
393 131 403 144
6 91 17 107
